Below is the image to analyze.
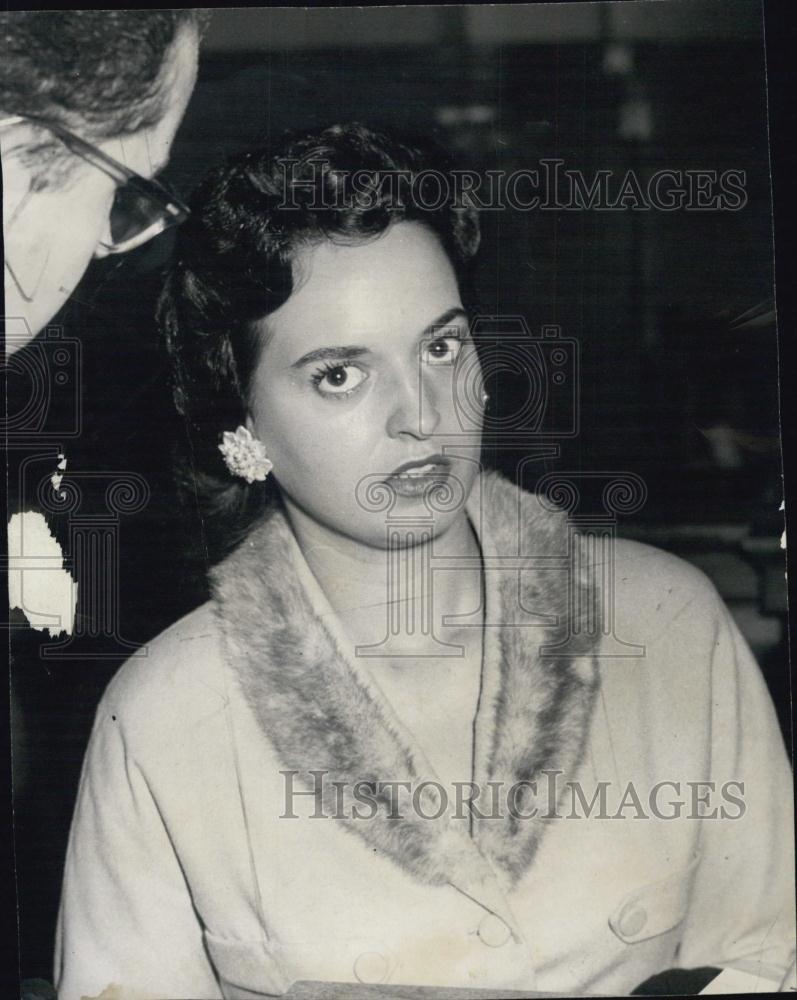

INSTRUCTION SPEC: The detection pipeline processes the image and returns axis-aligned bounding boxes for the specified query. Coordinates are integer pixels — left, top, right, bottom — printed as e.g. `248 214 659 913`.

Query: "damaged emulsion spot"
8 510 77 636
51 452 67 494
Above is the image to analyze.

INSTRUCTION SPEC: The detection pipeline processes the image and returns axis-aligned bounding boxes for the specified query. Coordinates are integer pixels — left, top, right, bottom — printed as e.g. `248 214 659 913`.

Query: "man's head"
1 10 207 350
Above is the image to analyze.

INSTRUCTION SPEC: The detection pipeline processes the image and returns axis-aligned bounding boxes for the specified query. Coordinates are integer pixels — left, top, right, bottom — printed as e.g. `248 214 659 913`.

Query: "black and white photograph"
4 3 795 998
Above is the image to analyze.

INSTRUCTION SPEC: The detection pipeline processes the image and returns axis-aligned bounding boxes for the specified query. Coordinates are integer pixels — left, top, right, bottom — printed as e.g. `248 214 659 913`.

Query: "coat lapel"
469 473 601 882
211 471 600 895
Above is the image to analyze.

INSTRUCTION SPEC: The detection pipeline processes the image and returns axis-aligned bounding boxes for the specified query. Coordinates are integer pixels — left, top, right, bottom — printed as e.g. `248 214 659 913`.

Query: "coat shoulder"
97 601 228 749
607 538 729 659
483 471 722 625
612 537 720 613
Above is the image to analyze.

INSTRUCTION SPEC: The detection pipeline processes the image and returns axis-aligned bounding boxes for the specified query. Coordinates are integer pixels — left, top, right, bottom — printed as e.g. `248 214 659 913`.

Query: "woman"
55 124 795 999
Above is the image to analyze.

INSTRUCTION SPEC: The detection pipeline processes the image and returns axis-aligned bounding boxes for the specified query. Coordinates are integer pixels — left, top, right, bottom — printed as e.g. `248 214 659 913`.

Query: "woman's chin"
362 507 469 551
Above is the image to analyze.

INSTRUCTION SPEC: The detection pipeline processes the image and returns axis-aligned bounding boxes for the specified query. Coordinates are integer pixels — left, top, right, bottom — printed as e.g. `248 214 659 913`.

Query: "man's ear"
0 119 39 161
1 124 41 221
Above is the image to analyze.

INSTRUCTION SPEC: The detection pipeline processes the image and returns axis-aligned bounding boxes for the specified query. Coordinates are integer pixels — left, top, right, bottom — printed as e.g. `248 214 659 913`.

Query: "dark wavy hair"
0 9 209 183
159 122 482 560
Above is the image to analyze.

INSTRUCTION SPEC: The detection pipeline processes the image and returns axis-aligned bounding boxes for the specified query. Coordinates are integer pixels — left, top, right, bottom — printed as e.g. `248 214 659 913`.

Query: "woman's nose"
386 370 442 439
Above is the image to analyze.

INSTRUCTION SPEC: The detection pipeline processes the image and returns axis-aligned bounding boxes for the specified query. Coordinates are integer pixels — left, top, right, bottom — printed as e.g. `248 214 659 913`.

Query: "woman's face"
247 222 484 550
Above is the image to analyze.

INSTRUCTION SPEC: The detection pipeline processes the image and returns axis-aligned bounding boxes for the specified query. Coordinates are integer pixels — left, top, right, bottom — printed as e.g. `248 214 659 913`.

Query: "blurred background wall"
8 1 787 984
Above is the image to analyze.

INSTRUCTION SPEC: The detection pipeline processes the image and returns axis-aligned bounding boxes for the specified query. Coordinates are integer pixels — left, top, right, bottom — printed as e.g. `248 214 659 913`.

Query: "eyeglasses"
0 113 190 253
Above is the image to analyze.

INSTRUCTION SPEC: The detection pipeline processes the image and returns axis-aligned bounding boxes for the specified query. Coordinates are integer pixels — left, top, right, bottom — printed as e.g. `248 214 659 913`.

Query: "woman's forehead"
272 223 462 335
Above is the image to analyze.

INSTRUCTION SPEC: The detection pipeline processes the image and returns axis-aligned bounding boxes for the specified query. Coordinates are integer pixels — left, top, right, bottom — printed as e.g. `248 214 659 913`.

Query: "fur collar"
211 471 601 895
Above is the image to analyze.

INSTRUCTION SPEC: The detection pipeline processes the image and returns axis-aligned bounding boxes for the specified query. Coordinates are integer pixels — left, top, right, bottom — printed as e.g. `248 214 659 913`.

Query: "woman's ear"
244 413 256 435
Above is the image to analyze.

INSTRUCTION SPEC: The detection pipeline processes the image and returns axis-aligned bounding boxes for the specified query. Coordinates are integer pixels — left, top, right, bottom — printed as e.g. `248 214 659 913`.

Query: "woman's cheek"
261 385 383 482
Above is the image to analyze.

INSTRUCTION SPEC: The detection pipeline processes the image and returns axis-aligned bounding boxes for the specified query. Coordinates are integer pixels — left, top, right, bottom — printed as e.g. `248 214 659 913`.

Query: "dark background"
6 1 792 988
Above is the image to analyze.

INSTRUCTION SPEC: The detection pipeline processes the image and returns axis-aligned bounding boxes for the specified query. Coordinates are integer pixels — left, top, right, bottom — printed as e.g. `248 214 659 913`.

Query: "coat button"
618 905 647 938
353 951 389 984
477 913 512 947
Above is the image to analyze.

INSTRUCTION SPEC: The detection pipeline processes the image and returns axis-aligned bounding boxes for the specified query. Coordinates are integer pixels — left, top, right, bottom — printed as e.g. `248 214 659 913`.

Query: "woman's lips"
383 457 451 497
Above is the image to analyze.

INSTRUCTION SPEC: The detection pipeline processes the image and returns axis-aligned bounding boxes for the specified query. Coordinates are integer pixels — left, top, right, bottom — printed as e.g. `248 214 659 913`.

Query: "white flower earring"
218 426 273 483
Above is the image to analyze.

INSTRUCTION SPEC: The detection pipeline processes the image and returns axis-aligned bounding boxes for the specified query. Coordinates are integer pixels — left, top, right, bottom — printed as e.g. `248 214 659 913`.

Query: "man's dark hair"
158 121 481 561
1 10 208 155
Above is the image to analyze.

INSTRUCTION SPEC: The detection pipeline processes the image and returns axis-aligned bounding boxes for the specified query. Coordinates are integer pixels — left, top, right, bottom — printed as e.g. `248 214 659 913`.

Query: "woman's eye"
311 362 368 397
425 336 464 366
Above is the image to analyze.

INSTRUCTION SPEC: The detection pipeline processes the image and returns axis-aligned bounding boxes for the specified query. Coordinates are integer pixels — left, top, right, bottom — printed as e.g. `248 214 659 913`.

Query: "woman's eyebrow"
291 345 371 368
289 308 468 369
424 307 469 335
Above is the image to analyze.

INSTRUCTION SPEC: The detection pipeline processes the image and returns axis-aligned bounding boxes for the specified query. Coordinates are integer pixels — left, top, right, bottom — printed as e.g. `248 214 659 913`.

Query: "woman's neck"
280 495 483 650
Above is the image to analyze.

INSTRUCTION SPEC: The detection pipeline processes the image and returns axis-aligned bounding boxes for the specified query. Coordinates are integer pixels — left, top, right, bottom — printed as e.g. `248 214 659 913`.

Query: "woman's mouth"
383 457 451 497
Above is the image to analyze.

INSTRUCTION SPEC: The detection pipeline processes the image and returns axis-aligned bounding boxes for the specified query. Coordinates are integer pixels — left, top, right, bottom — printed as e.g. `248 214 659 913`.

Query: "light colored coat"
55 472 795 999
